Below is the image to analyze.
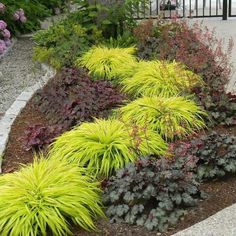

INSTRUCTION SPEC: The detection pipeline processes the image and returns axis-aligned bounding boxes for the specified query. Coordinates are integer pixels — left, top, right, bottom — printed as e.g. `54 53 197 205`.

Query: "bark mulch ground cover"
3 98 236 236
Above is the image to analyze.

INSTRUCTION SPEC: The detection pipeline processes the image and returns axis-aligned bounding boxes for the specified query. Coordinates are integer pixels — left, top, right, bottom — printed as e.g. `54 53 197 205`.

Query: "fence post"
223 0 228 20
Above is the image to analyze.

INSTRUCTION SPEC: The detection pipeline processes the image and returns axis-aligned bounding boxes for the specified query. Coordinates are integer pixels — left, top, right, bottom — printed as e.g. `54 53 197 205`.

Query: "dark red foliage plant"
134 19 233 88
168 131 236 181
22 67 125 150
34 67 125 128
23 124 65 151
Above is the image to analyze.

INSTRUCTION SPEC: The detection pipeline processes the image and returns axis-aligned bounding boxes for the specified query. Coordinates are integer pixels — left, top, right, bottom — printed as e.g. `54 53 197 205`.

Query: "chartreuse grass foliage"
0 157 104 236
77 46 137 80
121 60 203 97
112 59 147 80
49 119 167 177
118 96 206 140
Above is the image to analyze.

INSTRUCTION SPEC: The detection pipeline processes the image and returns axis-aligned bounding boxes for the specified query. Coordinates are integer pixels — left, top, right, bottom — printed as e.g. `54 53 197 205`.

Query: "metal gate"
135 0 236 20
229 0 236 17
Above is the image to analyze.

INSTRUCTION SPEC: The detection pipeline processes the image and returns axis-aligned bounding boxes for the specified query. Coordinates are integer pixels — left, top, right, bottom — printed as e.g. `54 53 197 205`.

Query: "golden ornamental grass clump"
117 96 207 140
77 46 137 80
49 118 168 177
0 157 104 236
121 60 203 97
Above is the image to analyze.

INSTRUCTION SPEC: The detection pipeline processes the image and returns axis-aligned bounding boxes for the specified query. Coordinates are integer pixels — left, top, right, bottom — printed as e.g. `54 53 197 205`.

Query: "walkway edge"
172 203 236 236
0 64 56 173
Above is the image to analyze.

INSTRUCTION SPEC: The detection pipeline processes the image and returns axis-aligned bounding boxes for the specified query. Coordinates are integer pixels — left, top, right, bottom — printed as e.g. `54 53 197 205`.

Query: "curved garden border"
0 64 56 172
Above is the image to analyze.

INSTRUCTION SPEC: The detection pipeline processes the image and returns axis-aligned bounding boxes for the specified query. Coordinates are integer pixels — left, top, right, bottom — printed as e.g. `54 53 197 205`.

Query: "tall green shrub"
33 22 100 69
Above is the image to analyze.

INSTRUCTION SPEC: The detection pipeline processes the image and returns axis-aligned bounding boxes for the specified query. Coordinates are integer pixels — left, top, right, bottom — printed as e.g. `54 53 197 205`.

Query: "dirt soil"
3 99 236 236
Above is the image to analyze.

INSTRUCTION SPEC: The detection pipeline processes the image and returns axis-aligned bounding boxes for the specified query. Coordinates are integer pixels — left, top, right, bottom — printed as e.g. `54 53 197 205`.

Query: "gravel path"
0 38 45 118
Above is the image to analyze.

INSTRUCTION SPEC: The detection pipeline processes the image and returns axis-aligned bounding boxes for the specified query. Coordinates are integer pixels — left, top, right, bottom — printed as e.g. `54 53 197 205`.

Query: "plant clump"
0 157 104 235
49 118 167 177
118 96 206 140
77 46 137 80
103 156 201 232
34 67 125 129
171 131 236 180
23 124 65 151
121 60 203 98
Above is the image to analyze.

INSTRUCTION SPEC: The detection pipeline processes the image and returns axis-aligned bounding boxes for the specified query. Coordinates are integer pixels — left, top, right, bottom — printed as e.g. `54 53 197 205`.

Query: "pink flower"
0 20 7 30
4 39 11 47
13 9 27 23
2 29 11 39
13 12 20 21
0 3 5 13
0 39 6 54
17 8 25 17
20 16 27 23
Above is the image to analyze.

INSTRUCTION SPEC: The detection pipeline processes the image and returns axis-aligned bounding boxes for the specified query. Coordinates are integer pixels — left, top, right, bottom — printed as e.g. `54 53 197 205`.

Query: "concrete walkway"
172 18 236 236
173 204 236 236
190 18 236 93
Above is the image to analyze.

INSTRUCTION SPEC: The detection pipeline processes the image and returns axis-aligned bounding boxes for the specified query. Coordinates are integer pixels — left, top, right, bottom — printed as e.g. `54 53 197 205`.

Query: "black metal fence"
229 0 236 17
134 0 236 20
94 0 236 20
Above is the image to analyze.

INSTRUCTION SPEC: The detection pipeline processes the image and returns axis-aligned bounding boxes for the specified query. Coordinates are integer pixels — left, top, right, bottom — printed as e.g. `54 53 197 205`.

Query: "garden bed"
1 1 236 235
3 92 236 236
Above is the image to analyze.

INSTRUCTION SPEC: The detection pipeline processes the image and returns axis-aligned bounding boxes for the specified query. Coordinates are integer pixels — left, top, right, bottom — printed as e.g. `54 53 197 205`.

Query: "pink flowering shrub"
13 8 26 23
0 1 68 36
0 19 6 29
0 19 11 54
0 0 63 35
0 39 6 54
0 2 28 54
0 2 5 13
0 1 29 37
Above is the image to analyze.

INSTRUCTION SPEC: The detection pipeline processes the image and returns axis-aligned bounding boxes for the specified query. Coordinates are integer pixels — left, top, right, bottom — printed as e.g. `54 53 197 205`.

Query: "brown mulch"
2 99 236 236
2 100 48 173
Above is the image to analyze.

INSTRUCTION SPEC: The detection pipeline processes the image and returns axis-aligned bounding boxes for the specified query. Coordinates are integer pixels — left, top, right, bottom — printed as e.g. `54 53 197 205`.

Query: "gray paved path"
173 203 236 236
173 18 236 236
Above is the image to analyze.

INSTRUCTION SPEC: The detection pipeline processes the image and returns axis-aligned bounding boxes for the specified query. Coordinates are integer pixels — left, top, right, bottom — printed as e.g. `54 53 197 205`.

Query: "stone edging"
0 38 17 61
0 64 56 172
